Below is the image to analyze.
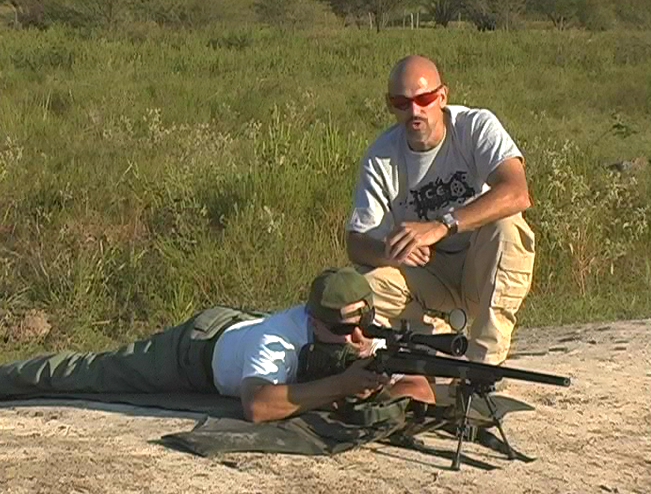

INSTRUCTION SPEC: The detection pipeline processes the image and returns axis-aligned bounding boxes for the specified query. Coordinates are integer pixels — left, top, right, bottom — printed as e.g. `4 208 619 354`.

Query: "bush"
576 0 616 31
464 0 527 31
253 0 338 29
39 0 254 29
128 0 223 27
42 0 128 28
2 0 45 28
614 0 651 29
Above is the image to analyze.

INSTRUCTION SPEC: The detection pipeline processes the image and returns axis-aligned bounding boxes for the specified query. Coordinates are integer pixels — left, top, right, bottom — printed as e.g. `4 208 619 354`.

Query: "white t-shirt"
211 304 391 397
346 105 523 252
211 305 310 397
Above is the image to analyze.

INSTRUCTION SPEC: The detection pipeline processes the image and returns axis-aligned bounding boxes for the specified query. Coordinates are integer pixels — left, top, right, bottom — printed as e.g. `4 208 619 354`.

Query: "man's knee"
355 265 408 301
473 214 535 254
353 265 427 323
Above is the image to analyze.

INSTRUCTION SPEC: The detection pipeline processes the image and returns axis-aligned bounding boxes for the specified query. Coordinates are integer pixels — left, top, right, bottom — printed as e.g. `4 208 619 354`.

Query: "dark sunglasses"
388 85 444 111
327 306 376 336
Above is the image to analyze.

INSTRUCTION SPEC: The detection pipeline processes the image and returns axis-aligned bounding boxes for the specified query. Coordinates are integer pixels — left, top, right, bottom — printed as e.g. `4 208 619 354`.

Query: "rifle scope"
363 325 468 357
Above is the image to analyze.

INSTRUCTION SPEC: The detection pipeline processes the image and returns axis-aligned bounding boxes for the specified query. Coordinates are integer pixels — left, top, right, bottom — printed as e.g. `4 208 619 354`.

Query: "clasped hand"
385 221 446 266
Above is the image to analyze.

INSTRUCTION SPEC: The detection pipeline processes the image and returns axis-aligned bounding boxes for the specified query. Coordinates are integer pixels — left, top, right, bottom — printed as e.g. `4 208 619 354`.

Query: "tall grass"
0 24 649 357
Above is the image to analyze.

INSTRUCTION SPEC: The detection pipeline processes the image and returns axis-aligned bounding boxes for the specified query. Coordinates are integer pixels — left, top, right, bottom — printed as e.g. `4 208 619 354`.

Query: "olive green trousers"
0 306 259 399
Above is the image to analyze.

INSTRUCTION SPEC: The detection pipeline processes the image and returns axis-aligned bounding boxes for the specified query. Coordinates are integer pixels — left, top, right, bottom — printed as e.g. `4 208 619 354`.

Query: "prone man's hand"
340 358 390 399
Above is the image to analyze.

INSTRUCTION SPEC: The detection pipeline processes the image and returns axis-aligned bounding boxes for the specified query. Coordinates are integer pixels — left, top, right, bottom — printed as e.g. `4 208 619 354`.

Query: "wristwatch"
437 212 459 236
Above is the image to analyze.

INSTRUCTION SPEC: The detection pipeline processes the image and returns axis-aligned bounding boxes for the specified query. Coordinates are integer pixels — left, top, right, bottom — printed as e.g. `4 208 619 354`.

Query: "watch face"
442 213 455 227
439 212 458 234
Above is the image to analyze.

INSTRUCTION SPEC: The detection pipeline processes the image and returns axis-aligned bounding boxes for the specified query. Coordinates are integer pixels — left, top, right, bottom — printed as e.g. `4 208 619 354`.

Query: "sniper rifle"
360 320 571 469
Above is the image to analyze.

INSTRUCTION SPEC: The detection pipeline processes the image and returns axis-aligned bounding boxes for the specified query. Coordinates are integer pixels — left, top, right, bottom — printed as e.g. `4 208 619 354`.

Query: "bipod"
451 380 516 470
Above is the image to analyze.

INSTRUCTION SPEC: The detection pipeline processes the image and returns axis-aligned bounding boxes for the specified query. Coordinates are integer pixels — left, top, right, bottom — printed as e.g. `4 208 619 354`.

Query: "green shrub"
576 0 617 31
253 0 338 29
614 0 651 29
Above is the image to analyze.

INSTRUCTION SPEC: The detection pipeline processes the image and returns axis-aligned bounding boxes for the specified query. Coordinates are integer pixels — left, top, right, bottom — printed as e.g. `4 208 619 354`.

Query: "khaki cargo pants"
0 306 260 399
362 214 535 364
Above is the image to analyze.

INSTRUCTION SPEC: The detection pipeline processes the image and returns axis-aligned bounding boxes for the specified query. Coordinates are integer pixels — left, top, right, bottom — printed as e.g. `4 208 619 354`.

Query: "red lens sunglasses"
388 85 444 111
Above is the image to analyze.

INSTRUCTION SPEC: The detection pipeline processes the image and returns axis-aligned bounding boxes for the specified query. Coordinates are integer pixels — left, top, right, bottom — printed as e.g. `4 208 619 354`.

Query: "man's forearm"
242 375 348 423
453 180 530 234
346 231 398 268
387 375 436 404
453 157 531 233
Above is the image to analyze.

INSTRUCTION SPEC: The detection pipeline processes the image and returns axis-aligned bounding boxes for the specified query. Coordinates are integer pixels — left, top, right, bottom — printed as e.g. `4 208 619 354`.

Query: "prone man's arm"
240 376 349 423
240 367 436 422
385 375 435 404
239 359 389 423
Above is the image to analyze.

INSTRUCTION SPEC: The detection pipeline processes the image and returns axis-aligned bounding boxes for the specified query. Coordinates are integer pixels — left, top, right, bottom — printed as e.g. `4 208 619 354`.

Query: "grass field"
0 23 649 358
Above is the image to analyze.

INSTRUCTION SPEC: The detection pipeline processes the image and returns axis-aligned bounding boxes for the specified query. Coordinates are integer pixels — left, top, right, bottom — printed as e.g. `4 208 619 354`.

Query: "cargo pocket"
185 306 266 391
490 250 535 313
191 305 267 340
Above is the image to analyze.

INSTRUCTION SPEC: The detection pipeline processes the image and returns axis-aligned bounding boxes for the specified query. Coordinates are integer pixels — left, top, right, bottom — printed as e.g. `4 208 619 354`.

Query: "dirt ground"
1 319 649 494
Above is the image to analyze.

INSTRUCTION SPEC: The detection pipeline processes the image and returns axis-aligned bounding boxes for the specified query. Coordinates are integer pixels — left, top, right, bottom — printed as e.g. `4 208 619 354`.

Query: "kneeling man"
346 55 535 365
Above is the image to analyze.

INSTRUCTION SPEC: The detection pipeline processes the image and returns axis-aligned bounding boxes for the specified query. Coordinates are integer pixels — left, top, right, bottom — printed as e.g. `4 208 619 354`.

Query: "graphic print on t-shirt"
408 171 476 220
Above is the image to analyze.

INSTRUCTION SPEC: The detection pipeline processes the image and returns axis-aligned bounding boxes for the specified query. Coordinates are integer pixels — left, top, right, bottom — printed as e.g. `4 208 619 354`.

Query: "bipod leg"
481 391 515 460
452 382 473 471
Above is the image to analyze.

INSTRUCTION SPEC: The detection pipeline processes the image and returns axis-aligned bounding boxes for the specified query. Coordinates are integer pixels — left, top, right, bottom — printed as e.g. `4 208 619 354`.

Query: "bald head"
388 55 442 96
386 55 448 151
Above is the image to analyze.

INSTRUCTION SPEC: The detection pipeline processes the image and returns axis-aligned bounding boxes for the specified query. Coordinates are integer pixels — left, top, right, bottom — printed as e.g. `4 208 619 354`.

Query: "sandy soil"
1 319 649 494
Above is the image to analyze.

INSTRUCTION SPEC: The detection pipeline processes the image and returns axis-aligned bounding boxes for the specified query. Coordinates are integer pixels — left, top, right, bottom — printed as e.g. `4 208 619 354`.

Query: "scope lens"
449 308 467 331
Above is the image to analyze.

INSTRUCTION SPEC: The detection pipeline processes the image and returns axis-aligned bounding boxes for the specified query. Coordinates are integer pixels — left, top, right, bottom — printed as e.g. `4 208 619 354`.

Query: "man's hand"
386 221 447 264
340 358 390 399
386 375 436 404
404 245 431 267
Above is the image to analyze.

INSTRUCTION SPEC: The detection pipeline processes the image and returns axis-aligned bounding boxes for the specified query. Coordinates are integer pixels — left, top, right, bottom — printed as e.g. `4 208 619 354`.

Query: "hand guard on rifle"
296 341 360 383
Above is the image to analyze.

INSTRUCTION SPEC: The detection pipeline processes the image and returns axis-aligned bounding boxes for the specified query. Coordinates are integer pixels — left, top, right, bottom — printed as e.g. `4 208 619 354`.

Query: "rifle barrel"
374 351 571 387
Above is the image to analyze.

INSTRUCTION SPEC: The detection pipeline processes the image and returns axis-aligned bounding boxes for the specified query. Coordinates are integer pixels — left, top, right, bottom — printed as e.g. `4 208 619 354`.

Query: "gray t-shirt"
346 105 523 252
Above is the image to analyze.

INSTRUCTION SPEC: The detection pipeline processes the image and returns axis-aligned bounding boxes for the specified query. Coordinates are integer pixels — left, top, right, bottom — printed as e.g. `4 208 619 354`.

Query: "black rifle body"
370 349 571 387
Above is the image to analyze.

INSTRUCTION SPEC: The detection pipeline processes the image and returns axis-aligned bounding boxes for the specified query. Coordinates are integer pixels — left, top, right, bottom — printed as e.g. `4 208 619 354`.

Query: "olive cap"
306 267 373 324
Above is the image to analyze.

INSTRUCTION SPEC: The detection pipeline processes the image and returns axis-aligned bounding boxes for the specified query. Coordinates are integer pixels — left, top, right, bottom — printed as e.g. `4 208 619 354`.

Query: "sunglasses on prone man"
326 306 376 336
